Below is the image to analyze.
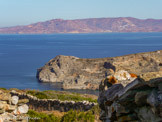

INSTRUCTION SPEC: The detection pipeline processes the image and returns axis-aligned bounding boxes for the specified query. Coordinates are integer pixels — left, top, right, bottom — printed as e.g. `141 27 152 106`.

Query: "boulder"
18 99 29 105
0 91 29 122
0 93 11 102
17 104 29 114
98 76 162 121
11 96 19 105
135 91 151 106
104 84 123 105
138 107 162 122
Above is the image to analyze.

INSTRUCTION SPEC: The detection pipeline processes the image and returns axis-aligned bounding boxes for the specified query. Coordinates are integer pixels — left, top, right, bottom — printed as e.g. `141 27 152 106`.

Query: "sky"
0 0 162 27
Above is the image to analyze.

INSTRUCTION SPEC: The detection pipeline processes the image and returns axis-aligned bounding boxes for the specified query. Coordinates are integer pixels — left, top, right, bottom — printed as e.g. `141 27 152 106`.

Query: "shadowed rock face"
36 50 162 90
98 77 162 121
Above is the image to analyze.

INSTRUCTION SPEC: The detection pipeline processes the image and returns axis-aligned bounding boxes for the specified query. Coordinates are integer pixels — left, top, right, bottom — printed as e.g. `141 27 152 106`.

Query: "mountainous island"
1 17 162 34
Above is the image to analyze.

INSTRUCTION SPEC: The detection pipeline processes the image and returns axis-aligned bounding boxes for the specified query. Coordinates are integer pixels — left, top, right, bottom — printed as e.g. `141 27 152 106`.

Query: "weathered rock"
0 101 6 110
0 109 5 114
37 50 162 90
117 113 138 122
113 103 129 117
159 83 162 91
17 104 29 114
0 90 3 94
147 90 158 108
138 106 162 122
5 104 16 112
104 84 123 105
0 93 11 102
98 76 162 122
147 77 162 87
11 96 19 105
114 70 131 81
18 99 29 105
135 91 151 106
0 91 29 122
117 78 145 98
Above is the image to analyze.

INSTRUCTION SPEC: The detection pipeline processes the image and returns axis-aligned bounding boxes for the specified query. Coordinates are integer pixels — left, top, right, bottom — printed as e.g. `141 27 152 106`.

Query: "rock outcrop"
37 50 162 90
98 75 162 121
0 90 29 122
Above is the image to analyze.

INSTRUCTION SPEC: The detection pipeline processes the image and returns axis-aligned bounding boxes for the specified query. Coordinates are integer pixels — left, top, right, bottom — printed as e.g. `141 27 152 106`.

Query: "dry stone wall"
10 91 97 112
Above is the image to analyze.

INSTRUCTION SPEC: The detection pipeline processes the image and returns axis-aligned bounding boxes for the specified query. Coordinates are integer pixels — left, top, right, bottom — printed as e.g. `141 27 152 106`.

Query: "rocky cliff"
98 74 162 121
37 50 162 90
1 17 162 34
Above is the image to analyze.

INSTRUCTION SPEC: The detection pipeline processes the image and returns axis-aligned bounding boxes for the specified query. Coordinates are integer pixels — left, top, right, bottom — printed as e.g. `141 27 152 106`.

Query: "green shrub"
35 92 48 99
27 110 60 122
61 110 95 122
26 90 97 102
27 90 36 96
27 91 47 99
28 109 96 122
0 88 7 90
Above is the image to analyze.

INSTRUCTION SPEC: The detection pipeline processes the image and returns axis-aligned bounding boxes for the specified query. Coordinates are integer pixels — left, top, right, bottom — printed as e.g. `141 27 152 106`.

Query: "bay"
0 33 162 95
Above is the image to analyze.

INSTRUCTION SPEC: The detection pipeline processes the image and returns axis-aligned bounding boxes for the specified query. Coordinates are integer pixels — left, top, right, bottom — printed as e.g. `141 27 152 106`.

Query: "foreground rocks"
37 50 162 90
0 90 28 122
98 76 162 121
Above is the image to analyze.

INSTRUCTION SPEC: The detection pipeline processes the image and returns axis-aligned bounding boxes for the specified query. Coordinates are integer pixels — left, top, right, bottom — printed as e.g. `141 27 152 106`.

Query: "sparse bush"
27 90 47 99
26 90 97 102
61 110 95 122
27 109 96 122
0 88 7 90
27 110 61 122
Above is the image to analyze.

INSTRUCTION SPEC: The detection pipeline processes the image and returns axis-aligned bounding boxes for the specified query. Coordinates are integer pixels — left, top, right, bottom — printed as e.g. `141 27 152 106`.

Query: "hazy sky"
0 0 162 27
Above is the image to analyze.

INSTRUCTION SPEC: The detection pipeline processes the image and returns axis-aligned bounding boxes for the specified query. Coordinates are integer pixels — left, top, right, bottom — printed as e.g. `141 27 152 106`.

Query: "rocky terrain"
98 72 162 121
0 89 98 122
1 17 162 33
37 50 162 90
0 89 29 122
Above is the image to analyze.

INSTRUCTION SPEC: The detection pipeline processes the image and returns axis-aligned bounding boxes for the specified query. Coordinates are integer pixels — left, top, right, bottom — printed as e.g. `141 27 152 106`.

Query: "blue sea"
0 33 162 94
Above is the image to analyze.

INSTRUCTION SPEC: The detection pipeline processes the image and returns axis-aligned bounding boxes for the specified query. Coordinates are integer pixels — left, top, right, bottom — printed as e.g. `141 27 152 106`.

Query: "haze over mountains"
0 17 162 34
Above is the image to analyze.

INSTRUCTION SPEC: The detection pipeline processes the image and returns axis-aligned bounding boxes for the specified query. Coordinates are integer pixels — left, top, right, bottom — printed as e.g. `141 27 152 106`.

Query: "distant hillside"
1 17 162 34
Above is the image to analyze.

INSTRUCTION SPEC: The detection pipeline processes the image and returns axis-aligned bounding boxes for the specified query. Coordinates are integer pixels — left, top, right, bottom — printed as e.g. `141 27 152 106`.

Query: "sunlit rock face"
37 50 162 90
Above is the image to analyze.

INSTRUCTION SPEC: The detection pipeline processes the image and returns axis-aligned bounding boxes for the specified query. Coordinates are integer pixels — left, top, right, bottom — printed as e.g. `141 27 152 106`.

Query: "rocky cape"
36 50 162 90
1 17 162 34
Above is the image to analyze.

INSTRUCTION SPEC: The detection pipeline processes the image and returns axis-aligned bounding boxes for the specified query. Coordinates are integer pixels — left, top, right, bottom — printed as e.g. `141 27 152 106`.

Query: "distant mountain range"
0 17 162 34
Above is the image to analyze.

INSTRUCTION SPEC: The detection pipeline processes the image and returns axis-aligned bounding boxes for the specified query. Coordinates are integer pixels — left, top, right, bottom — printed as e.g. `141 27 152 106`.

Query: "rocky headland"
37 50 162 90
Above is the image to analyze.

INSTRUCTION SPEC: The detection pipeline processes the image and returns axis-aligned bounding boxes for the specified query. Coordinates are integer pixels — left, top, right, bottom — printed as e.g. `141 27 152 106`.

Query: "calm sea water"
0 33 162 95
